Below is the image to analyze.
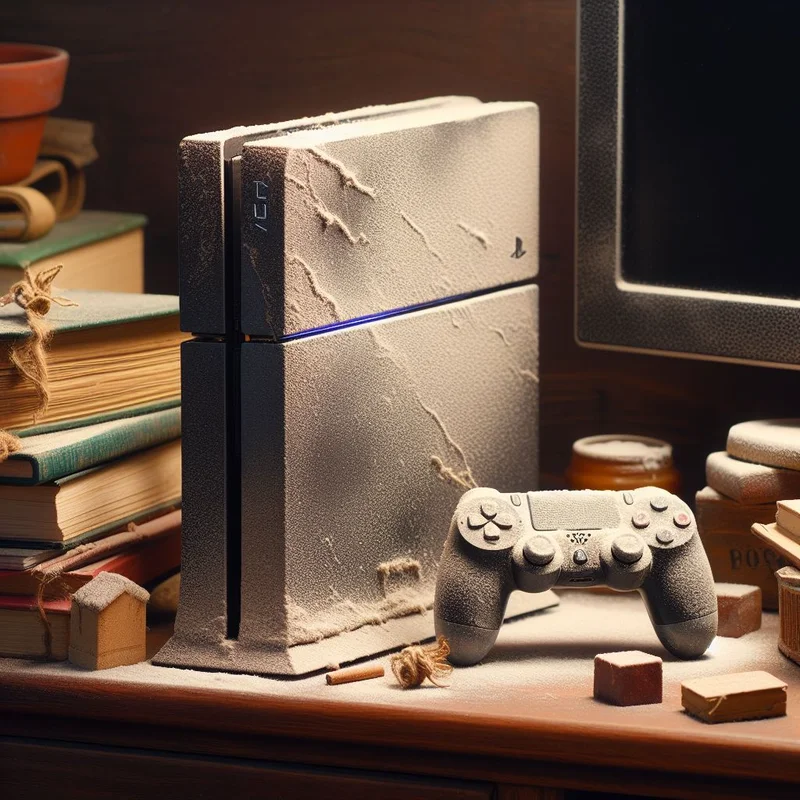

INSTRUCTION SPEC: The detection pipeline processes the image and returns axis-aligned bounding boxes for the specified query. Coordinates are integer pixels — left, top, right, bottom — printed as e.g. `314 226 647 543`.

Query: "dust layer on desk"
2 591 796 722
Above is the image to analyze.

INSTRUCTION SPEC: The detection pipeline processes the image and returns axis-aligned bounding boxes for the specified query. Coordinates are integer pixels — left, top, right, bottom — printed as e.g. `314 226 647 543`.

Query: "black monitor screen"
621 0 800 299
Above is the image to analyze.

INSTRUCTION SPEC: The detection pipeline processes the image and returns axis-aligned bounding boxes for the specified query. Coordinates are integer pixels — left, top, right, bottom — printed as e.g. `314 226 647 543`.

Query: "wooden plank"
0 739 493 800
2 663 800 788
497 786 565 800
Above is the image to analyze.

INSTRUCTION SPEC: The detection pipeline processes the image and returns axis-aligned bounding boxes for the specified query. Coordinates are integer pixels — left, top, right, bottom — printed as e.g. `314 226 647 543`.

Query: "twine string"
390 635 454 689
0 266 77 657
0 266 77 467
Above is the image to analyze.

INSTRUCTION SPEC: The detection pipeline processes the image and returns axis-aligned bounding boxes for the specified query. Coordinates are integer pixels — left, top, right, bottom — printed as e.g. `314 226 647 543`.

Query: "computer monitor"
576 0 800 369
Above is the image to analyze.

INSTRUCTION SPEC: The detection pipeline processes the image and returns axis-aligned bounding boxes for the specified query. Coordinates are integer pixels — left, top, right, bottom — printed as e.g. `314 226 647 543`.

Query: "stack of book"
696 446 798 610
0 210 146 294
0 290 185 659
752 499 800 570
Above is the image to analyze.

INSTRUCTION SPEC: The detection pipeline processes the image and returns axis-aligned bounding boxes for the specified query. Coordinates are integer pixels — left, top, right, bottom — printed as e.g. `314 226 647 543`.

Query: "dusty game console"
156 97 545 676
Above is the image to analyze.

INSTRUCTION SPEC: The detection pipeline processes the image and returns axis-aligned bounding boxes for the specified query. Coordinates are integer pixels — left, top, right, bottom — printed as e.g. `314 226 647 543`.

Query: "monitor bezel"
575 0 800 370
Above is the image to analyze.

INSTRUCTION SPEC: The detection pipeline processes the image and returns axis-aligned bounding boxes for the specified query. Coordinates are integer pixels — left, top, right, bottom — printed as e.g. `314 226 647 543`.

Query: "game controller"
434 486 718 665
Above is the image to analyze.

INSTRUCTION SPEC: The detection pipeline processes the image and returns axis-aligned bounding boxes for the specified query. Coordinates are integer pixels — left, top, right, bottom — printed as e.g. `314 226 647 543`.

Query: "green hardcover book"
1 290 185 435
0 211 147 294
0 407 181 485
0 439 181 549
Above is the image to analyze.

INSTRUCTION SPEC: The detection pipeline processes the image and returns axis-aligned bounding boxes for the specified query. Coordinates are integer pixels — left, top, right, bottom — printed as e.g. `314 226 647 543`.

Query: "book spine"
15 407 182 486
776 511 800 543
239 144 287 339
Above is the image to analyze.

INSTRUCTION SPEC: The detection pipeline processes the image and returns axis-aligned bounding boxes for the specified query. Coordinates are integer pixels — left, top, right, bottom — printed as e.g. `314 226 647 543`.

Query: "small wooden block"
69 573 149 671
681 670 787 724
715 583 762 638
593 650 662 706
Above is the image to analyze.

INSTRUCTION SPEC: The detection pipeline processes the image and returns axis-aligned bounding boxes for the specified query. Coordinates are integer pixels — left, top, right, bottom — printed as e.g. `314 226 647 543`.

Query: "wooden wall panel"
3 0 799 495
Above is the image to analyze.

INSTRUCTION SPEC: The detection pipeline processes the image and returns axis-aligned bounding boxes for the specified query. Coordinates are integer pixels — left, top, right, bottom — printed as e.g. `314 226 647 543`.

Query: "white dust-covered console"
156 97 545 676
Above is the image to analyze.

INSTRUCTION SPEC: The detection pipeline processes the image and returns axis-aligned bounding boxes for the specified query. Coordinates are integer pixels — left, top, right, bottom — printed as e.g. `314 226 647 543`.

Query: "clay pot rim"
0 42 69 69
572 433 673 465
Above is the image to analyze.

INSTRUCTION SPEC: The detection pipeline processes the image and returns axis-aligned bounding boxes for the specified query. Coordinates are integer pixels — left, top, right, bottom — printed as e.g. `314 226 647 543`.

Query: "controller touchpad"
528 492 620 531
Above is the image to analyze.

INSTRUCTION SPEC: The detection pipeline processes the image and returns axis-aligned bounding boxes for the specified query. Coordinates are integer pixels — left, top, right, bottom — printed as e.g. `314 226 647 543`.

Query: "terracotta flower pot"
0 43 69 185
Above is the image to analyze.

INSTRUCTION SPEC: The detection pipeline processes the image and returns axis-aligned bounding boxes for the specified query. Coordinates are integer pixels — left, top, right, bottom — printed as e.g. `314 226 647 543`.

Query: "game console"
156 97 543 676
435 487 718 665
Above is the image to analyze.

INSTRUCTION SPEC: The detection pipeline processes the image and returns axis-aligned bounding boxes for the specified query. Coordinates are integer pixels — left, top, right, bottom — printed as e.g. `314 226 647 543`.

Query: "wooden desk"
2 592 798 800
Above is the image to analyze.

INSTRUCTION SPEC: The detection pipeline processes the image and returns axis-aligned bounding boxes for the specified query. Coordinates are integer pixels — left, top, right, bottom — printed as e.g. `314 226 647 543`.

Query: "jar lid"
572 434 673 470
777 566 800 587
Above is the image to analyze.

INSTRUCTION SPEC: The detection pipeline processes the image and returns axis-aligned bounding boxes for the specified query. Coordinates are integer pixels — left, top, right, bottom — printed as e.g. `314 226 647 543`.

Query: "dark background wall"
4 0 799 496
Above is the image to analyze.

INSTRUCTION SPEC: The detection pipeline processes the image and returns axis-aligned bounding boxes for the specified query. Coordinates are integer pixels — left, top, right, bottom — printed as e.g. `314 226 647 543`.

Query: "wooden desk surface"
2 592 799 799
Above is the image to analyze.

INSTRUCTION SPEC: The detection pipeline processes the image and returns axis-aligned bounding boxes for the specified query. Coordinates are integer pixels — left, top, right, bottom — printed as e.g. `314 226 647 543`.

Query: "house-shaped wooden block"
69 573 150 670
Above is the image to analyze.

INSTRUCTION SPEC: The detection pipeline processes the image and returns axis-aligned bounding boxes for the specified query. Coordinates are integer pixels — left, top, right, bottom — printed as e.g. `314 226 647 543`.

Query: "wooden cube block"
716 583 762 638
593 650 663 706
69 573 149 671
682 671 787 723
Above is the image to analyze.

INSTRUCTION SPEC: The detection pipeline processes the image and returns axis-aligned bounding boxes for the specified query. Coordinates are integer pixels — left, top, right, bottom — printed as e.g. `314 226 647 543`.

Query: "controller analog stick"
523 535 556 566
611 533 644 564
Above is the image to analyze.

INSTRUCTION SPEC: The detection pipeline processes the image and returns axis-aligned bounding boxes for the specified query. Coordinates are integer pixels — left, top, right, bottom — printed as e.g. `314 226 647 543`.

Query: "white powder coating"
240 100 539 338
706 450 800 504
572 435 672 470
727 419 800 471
715 582 761 599
6 593 796 731
596 649 662 668
162 100 541 677
158 286 540 676
72 572 149 613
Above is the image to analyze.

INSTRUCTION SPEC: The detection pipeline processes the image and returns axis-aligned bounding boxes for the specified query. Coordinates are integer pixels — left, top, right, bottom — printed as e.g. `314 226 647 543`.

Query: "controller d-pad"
493 512 514 530
457 498 520 551
467 513 486 530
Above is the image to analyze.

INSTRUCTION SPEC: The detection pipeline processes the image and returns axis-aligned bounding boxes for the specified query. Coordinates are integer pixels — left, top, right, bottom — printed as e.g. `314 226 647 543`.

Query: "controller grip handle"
434 528 514 665
640 533 718 659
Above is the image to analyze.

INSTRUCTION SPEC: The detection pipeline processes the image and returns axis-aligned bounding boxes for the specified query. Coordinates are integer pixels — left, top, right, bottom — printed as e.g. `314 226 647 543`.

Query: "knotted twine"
390 635 454 688
0 265 77 461
0 266 77 658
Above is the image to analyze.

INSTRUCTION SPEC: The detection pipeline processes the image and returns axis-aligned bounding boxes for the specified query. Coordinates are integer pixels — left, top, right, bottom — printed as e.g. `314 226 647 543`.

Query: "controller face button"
572 548 589 565
481 501 498 519
611 534 644 564
483 528 501 542
523 535 556 566
493 512 514 530
656 529 675 545
650 496 669 512
510 493 522 506
623 491 634 505
632 511 651 529
467 513 486 530
673 512 691 529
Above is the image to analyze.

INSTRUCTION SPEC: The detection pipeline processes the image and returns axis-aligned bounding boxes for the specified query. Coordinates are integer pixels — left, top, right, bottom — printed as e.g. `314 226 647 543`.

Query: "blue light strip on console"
262 278 537 343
